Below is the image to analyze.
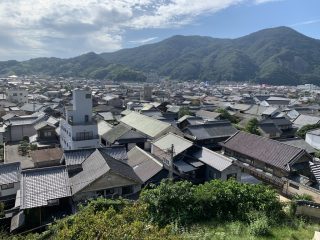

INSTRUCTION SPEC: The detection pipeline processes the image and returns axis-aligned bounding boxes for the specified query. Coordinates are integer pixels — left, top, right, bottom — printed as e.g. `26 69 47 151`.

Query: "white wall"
306 133 320 150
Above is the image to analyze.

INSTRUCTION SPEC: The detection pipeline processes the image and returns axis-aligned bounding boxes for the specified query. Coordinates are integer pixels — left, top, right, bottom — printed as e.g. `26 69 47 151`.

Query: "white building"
6 89 28 104
60 89 99 150
306 129 320 150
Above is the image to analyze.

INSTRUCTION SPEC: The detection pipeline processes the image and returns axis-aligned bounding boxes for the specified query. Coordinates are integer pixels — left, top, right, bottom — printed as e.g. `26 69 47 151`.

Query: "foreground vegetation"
2 180 320 239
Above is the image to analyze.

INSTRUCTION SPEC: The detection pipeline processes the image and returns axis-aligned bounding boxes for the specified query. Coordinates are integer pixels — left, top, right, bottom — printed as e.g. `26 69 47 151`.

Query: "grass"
181 218 320 240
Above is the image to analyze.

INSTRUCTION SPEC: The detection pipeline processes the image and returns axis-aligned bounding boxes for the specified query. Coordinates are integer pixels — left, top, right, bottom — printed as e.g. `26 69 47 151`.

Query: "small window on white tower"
85 115 89 122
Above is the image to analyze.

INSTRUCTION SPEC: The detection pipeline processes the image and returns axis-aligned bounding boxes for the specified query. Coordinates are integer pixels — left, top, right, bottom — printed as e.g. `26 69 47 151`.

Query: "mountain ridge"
1 26 320 85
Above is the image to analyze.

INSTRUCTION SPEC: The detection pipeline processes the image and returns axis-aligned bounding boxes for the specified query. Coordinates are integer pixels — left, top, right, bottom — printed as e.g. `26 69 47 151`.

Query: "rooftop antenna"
168 144 175 180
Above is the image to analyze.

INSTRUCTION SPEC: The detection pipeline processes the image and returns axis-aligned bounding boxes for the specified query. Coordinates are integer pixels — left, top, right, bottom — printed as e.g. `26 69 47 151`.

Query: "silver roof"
0 162 21 185
192 147 233 171
20 166 71 209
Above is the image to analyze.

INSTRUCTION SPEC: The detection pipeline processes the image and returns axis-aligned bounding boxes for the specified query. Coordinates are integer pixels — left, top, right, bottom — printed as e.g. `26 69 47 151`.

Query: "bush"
292 193 313 201
249 213 270 236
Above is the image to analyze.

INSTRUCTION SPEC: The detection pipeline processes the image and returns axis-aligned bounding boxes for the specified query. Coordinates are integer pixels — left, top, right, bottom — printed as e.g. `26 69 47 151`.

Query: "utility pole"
168 144 174 180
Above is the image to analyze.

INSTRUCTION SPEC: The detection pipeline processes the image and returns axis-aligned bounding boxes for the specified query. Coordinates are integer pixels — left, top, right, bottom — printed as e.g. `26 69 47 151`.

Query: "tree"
245 118 260 135
296 123 320 139
216 108 239 124
178 107 191 119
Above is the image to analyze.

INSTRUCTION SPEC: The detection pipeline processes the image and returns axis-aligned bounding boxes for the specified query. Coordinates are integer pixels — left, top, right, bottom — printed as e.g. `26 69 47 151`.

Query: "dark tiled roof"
127 146 163 182
21 166 71 209
223 131 307 171
100 146 128 161
258 123 282 135
0 162 21 185
185 121 237 140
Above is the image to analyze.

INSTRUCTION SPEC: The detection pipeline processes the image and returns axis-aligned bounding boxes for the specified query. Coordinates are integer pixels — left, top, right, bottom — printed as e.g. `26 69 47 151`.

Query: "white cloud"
0 0 280 60
290 19 320 27
129 37 158 44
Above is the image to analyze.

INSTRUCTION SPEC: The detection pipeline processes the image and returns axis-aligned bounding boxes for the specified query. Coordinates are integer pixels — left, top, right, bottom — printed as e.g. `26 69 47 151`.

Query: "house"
101 123 147 150
30 148 63 168
0 162 21 203
120 111 182 150
258 117 295 139
6 89 28 104
127 146 168 186
280 138 316 155
261 97 290 108
221 131 313 179
293 114 320 129
306 129 320 150
70 148 142 202
183 121 238 149
191 147 241 182
177 115 205 130
60 89 99 150
195 110 221 121
4 113 47 142
96 112 116 124
61 146 128 171
151 132 199 178
30 117 59 148
12 166 72 232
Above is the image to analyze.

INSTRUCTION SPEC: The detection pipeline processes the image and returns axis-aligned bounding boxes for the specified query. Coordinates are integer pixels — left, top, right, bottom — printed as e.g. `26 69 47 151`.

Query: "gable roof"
191 147 233 171
222 131 307 171
70 149 141 195
120 112 171 138
0 162 21 185
195 110 221 120
185 121 238 140
127 146 163 182
20 166 71 209
293 114 320 128
152 132 193 156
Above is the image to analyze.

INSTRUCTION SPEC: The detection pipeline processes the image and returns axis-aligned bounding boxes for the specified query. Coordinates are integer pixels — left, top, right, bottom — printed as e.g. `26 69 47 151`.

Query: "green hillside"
1 26 320 85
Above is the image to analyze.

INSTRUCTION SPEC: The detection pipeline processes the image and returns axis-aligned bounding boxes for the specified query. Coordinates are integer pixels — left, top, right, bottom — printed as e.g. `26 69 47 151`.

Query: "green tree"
296 123 320 139
216 108 239 124
245 118 260 135
178 107 191 119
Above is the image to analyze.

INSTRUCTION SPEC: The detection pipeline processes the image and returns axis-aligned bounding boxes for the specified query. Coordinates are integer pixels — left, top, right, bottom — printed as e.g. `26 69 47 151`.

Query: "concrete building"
6 89 28 104
142 85 153 101
306 129 320 150
60 89 99 150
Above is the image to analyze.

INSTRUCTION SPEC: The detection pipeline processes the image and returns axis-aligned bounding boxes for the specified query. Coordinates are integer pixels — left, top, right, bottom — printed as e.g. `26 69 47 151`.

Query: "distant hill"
1 26 320 85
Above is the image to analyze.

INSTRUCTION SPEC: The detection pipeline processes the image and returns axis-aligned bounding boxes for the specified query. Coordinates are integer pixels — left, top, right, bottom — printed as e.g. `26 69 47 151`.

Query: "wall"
306 133 320 150
0 182 19 198
283 180 320 203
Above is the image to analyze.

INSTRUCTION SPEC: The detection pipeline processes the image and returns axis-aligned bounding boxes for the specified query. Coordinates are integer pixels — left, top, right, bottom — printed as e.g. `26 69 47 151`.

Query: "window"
85 94 91 99
85 115 89 122
1 183 14 190
122 186 134 195
12 93 17 96
47 199 59 206
76 131 93 140
44 131 52 137
227 173 237 180
20 93 23 96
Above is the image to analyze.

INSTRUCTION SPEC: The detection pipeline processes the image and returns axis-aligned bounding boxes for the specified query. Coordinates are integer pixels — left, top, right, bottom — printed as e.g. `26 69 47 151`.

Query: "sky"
0 0 319 61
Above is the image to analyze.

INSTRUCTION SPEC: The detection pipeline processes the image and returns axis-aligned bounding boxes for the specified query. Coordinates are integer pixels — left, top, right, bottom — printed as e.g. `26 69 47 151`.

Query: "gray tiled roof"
223 131 306 171
102 124 131 143
185 121 237 140
0 162 21 185
63 149 95 166
100 146 128 161
191 147 233 171
20 166 71 209
71 149 141 195
127 146 163 182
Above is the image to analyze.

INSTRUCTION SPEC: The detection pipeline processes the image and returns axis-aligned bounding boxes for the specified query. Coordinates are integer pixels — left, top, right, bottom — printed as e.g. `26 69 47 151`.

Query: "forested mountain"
1 26 320 85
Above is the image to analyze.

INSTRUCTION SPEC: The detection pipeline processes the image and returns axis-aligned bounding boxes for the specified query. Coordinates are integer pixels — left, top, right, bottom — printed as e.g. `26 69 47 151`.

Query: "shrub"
292 194 313 201
249 214 270 236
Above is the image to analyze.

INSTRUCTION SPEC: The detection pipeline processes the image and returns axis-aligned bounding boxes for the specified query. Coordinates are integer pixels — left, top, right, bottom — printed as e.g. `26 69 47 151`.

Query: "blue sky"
0 0 319 60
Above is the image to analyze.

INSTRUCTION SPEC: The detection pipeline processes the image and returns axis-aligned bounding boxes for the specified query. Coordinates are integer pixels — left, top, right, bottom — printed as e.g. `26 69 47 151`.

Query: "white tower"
60 89 99 150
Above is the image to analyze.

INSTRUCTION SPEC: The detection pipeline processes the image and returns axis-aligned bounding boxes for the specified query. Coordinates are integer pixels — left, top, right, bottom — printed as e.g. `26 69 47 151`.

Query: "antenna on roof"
168 144 174 180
